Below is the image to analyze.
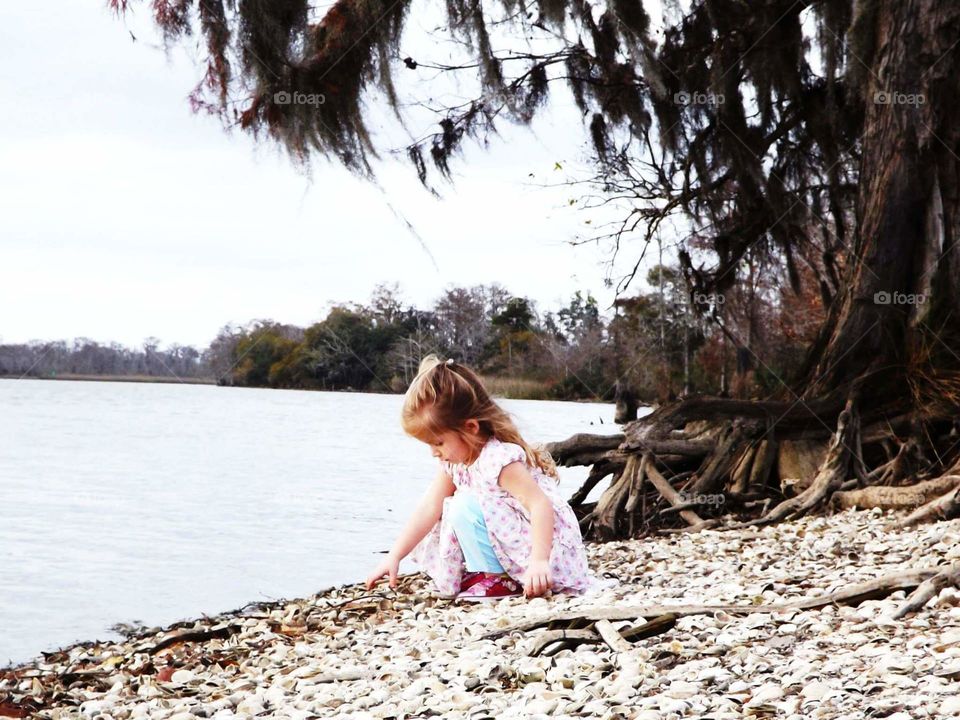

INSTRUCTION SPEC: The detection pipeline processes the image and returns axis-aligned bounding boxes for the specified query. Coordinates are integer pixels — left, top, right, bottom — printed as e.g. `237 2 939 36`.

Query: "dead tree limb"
894 561 960 618
546 433 624 464
527 629 599 656
484 566 939 640
594 619 632 653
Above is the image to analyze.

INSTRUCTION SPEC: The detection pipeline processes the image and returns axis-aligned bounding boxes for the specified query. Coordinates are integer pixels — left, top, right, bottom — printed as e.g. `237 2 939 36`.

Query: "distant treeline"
2 271 822 401
0 337 206 381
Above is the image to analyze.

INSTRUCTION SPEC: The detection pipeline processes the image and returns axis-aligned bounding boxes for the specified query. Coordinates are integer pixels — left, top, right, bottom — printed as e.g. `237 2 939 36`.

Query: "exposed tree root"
569 459 624 507
645 460 703 526
832 474 960 511
747 396 858 526
549 380 960 596
689 419 760 494
899 482 960 527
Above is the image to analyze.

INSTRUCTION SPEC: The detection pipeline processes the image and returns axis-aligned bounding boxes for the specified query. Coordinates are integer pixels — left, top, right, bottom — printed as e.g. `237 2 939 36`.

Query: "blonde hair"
401 354 559 480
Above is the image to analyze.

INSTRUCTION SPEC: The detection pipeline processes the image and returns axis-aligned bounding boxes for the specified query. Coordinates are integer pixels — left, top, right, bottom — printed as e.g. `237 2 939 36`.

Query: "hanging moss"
115 0 870 306
612 0 649 38
537 0 567 28
589 112 610 160
846 0 879 99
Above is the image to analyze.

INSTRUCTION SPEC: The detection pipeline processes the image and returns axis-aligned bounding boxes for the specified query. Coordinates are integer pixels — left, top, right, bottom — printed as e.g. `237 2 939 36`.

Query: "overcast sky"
0 2 655 349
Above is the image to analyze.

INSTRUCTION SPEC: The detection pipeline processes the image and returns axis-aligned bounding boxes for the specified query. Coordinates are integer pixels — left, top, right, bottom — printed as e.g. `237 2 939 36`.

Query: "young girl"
365 355 595 601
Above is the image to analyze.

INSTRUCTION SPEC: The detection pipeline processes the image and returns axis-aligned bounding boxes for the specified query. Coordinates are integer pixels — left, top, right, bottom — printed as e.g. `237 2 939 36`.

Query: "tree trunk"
552 0 960 547
800 0 960 403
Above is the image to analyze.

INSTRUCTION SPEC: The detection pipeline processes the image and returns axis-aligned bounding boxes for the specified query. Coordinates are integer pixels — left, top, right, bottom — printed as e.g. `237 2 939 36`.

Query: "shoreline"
5 508 960 719
0 374 217 385
0 375 627 404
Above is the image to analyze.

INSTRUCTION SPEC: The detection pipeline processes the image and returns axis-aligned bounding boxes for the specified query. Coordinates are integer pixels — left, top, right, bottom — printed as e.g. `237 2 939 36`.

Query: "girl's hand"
365 554 400 590
522 559 552 598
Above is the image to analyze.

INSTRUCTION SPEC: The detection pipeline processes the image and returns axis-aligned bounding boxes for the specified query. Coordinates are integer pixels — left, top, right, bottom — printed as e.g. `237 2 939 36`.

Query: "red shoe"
456 573 522 602
459 571 485 592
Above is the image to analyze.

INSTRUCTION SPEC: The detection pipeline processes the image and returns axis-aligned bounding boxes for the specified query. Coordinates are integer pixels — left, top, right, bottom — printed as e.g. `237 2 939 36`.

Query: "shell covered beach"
5 508 960 720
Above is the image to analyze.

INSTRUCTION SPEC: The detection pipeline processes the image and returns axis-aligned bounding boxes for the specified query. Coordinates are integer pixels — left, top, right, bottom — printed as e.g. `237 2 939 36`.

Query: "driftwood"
524 615 679 657
148 623 241 654
485 567 939 640
527 629 599 656
894 561 960 618
594 619 633 653
619 613 679 641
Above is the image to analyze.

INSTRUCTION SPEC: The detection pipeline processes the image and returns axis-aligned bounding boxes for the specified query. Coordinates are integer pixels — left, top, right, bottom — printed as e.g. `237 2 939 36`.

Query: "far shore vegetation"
1 277 819 402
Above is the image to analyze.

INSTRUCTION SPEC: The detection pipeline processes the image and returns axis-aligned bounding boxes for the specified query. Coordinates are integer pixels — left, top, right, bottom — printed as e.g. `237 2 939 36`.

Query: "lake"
0 379 616 666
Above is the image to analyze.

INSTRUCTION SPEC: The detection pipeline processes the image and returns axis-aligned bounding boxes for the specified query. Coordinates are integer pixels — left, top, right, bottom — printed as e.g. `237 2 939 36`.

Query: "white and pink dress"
411 436 596 596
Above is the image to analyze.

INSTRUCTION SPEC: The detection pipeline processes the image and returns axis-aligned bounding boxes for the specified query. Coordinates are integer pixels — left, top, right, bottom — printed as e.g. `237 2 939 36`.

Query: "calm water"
0 380 615 666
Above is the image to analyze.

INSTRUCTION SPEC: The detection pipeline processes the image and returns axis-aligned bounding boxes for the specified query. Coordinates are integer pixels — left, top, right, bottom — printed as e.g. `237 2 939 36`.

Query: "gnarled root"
750 395 859 526
898 480 960 527
832 474 960 511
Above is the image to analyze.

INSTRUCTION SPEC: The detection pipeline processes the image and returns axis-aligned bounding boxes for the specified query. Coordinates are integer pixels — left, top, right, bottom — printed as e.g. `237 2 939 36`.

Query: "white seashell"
799 680 830 700
657 696 692 713
663 681 699 698
746 683 784 704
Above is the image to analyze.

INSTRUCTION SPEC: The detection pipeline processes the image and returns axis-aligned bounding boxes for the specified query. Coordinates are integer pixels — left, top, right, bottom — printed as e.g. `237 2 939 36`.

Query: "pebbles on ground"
3 507 960 719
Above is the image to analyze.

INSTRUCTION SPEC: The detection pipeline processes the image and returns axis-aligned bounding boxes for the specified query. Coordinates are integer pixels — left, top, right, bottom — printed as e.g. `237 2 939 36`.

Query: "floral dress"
411 436 596 596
